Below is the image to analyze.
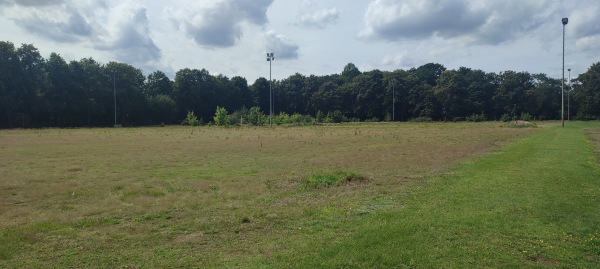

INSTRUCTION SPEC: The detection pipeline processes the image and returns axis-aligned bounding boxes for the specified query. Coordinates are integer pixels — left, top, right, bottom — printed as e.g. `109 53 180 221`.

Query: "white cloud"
359 0 557 46
0 0 598 83
297 8 339 29
4 0 161 66
295 1 339 29
167 0 273 48
13 0 64 6
8 1 99 43
569 4 600 38
568 2 600 54
380 52 416 69
95 3 161 64
359 0 485 40
264 30 299 60
576 36 600 52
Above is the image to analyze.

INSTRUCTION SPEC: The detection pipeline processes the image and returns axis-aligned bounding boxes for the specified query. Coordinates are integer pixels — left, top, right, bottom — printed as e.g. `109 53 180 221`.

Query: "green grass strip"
293 122 600 268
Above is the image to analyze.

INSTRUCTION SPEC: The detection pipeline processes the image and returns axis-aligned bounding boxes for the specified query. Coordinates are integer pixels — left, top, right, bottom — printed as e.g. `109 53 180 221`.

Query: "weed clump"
305 170 366 188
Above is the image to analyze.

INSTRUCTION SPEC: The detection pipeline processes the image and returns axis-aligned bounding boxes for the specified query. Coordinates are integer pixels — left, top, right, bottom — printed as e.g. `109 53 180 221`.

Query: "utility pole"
561 17 568 127
568 68 571 121
267 53 274 127
112 70 117 127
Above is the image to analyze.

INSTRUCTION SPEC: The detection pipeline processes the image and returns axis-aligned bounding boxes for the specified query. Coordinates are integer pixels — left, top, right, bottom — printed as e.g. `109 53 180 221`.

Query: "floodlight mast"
568 68 571 121
267 53 274 127
391 78 396 121
561 17 568 128
112 70 117 127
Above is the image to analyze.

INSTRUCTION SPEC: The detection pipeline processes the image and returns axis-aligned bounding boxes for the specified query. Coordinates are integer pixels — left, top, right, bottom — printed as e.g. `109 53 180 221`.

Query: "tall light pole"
561 17 568 127
391 78 396 121
112 69 117 127
267 53 274 127
568 68 571 121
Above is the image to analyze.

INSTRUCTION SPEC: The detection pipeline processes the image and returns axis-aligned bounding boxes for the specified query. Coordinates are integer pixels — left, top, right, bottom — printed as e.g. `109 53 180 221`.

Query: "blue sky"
1 0 598 82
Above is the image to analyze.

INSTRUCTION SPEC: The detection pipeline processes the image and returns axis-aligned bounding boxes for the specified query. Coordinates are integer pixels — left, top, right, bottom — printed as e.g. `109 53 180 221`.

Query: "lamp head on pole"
266 52 274 61
562 17 568 25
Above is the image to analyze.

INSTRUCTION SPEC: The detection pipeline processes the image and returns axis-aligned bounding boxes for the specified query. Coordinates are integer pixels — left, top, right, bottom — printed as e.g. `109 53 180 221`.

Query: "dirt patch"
67 165 82 172
174 231 205 242
527 256 560 266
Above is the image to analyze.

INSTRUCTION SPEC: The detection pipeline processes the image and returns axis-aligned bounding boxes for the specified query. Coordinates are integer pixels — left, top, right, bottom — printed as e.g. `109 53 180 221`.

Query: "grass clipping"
305 170 367 188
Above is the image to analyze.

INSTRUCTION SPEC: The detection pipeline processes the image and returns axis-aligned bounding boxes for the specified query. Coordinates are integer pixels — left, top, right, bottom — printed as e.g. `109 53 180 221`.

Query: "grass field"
0 122 598 268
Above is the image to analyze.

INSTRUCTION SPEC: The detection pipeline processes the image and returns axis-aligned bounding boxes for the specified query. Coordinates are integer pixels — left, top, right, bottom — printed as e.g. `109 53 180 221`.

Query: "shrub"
466 113 486 122
213 106 228 126
289 113 304 124
315 110 325 123
384 113 392 122
305 170 366 188
520 112 533 122
273 112 289 125
500 113 512 122
247 106 266 125
410 117 433 123
185 111 199 126
325 110 347 123
227 110 243 126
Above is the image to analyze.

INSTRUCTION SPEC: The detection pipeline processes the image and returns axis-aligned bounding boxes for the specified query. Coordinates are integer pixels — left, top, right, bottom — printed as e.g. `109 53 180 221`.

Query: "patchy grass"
0 122 543 267
281 121 600 268
305 170 366 188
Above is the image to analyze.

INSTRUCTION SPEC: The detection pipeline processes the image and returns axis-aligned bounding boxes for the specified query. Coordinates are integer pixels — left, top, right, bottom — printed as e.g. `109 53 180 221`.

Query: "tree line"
1 41 599 128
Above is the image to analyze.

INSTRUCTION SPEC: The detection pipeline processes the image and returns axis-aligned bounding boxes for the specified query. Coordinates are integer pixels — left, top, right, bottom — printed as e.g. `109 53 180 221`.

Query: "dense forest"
1 41 599 128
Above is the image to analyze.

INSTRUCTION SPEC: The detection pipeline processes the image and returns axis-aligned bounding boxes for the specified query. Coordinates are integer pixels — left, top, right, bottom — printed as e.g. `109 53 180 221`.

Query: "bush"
410 117 433 123
500 113 512 122
213 106 228 126
273 112 289 125
384 113 392 122
315 110 325 123
227 110 243 126
325 110 347 123
289 113 304 125
466 113 486 122
185 111 199 126
247 106 266 125
270 112 315 126
520 112 533 122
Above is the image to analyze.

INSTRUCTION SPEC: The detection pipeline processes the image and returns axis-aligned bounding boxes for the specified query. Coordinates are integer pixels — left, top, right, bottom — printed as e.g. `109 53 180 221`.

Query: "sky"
0 0 598 82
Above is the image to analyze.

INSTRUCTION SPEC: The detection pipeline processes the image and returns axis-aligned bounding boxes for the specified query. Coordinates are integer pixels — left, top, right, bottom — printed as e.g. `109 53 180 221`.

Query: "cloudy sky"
1 0 598 82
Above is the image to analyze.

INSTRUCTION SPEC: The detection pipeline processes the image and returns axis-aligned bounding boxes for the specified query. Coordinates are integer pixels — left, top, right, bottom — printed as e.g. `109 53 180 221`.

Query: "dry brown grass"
0 123 537 267
587 128 600 163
